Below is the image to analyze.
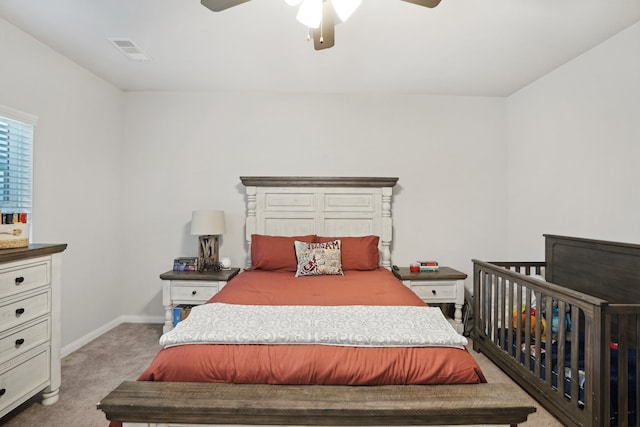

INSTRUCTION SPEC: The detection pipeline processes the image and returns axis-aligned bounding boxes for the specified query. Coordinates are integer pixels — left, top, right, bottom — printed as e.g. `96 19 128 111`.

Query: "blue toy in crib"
551 307 572 334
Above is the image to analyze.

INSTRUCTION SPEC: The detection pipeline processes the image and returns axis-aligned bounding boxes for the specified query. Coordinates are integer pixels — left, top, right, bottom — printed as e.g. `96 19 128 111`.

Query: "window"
0 105 36 221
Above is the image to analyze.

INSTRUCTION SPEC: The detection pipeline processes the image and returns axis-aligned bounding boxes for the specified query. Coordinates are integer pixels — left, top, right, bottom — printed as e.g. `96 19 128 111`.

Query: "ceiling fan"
200 0 442 50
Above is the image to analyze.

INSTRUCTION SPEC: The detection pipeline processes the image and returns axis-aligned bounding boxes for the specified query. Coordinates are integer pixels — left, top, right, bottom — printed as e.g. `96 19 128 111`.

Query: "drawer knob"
0 388 6 396
15 338 25 346
432 290 437 295
15 308 25 316
15 276 25 285
191 290 197 296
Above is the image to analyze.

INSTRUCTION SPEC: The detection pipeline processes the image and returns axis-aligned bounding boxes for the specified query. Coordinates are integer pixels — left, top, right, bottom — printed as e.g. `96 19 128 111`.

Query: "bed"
472 234 640 427
99 176 536 426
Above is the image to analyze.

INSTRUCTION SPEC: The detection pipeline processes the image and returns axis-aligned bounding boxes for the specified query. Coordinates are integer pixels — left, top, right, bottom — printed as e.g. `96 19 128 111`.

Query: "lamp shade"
190 210 225 236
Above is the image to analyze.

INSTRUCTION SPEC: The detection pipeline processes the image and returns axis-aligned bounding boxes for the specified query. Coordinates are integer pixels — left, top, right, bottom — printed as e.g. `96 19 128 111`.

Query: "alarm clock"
220 256 231 269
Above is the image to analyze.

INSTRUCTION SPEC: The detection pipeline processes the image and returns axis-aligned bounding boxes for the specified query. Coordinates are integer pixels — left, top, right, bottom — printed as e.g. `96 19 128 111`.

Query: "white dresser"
0 244 67 419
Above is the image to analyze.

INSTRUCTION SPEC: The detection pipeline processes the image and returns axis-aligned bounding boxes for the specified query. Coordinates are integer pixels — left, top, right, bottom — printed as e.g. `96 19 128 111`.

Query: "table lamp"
190 210 225 271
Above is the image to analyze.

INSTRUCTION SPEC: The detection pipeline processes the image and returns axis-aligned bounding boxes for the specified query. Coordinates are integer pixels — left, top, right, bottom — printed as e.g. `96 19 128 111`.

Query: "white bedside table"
159 268 240 333
393 266 466 334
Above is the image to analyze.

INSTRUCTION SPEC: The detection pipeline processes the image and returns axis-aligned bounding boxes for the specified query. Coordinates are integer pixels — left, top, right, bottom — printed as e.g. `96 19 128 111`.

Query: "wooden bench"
98 381 536 426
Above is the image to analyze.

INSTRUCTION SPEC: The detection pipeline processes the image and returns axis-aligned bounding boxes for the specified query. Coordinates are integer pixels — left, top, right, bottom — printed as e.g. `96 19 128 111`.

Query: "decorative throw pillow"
294 240 343 277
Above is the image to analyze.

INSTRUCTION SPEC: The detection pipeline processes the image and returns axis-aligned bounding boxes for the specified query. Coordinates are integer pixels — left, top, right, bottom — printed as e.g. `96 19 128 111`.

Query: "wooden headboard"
545 234 640 304
240 176 399 269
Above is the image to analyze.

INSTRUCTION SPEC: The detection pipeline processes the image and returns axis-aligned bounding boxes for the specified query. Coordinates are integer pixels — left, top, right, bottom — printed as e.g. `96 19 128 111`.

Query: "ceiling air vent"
108 38 151 61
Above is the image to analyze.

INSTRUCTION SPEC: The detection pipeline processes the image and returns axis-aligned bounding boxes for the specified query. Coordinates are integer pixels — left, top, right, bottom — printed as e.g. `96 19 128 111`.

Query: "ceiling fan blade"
313 0 335 50
400 0 442 8
200 0 251 12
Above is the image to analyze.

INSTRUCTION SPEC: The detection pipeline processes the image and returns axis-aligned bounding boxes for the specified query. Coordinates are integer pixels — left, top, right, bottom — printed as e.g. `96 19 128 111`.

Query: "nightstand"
393 266 466 334
159 268 240 333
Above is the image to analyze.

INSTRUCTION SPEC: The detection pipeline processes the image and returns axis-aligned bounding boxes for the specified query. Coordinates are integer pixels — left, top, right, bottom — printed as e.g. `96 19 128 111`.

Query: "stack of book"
173 257 197 271
172 304 195 327
417 260 439 272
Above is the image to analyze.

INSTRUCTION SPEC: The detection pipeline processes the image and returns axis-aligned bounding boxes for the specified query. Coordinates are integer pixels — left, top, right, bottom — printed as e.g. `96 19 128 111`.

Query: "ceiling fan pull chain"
319 16 324 44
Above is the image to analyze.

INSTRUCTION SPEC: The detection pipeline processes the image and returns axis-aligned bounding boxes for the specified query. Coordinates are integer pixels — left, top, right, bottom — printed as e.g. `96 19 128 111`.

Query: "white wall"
4 11 638 347
0 14 507 345
0 18 124 349
506 21 640 259
121 92 507 315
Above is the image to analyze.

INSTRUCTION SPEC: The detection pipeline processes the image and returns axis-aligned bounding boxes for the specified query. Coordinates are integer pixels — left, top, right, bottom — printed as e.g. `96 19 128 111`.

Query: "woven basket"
0 224 29 249
0 238 28 249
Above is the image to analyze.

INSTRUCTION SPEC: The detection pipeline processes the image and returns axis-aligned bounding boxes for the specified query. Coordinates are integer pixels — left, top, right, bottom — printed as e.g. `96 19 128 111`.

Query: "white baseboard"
61 315 163 358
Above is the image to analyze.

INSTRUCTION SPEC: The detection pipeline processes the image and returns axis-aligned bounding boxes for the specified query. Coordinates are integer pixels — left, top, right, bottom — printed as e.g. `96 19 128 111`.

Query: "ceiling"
1 0 639 96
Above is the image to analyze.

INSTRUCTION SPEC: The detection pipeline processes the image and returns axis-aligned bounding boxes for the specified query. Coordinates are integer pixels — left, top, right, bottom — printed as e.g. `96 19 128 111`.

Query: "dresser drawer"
0 259 50 299
410 282 457 302
0 346 50 416
0 318 50 365
171 282 219 303
0 290 50 332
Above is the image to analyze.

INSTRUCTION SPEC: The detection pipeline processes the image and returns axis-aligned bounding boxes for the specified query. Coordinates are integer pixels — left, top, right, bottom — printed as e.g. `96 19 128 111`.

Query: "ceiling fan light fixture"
296 0 323 29
202 0 442 51
332 0 361 23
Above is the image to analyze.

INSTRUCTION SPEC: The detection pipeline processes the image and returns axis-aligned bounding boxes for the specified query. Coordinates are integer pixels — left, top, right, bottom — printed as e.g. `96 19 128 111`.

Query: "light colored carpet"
0 323 562 427
1 323 163 427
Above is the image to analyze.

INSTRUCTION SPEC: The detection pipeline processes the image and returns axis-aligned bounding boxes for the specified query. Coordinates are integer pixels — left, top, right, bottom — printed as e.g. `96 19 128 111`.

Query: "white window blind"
0 106 36 217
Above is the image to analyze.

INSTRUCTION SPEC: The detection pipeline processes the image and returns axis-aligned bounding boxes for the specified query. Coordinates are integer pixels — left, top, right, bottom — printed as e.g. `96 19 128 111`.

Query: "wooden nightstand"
159 268 240 333
393 266 466 334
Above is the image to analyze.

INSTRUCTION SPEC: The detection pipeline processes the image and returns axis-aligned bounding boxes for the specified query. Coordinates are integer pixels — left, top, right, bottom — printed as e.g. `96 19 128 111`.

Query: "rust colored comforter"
138 269 486 385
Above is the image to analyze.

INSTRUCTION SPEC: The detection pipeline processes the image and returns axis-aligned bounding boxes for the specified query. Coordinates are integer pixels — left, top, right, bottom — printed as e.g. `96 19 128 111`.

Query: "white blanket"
160 303 468 349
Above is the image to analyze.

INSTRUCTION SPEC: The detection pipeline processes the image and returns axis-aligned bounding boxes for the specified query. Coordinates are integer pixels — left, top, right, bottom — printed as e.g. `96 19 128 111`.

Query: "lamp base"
198 235 220 272
198 259 223 272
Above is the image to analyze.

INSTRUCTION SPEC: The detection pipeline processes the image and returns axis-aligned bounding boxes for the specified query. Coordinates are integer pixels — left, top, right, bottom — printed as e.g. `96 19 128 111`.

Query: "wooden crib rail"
603 304 640 427
486 261 546 276
472 236 640 426
472 259 608 427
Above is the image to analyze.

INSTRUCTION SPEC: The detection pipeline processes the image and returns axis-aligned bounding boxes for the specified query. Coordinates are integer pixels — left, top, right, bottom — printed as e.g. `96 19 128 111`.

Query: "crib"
472 234 640 426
